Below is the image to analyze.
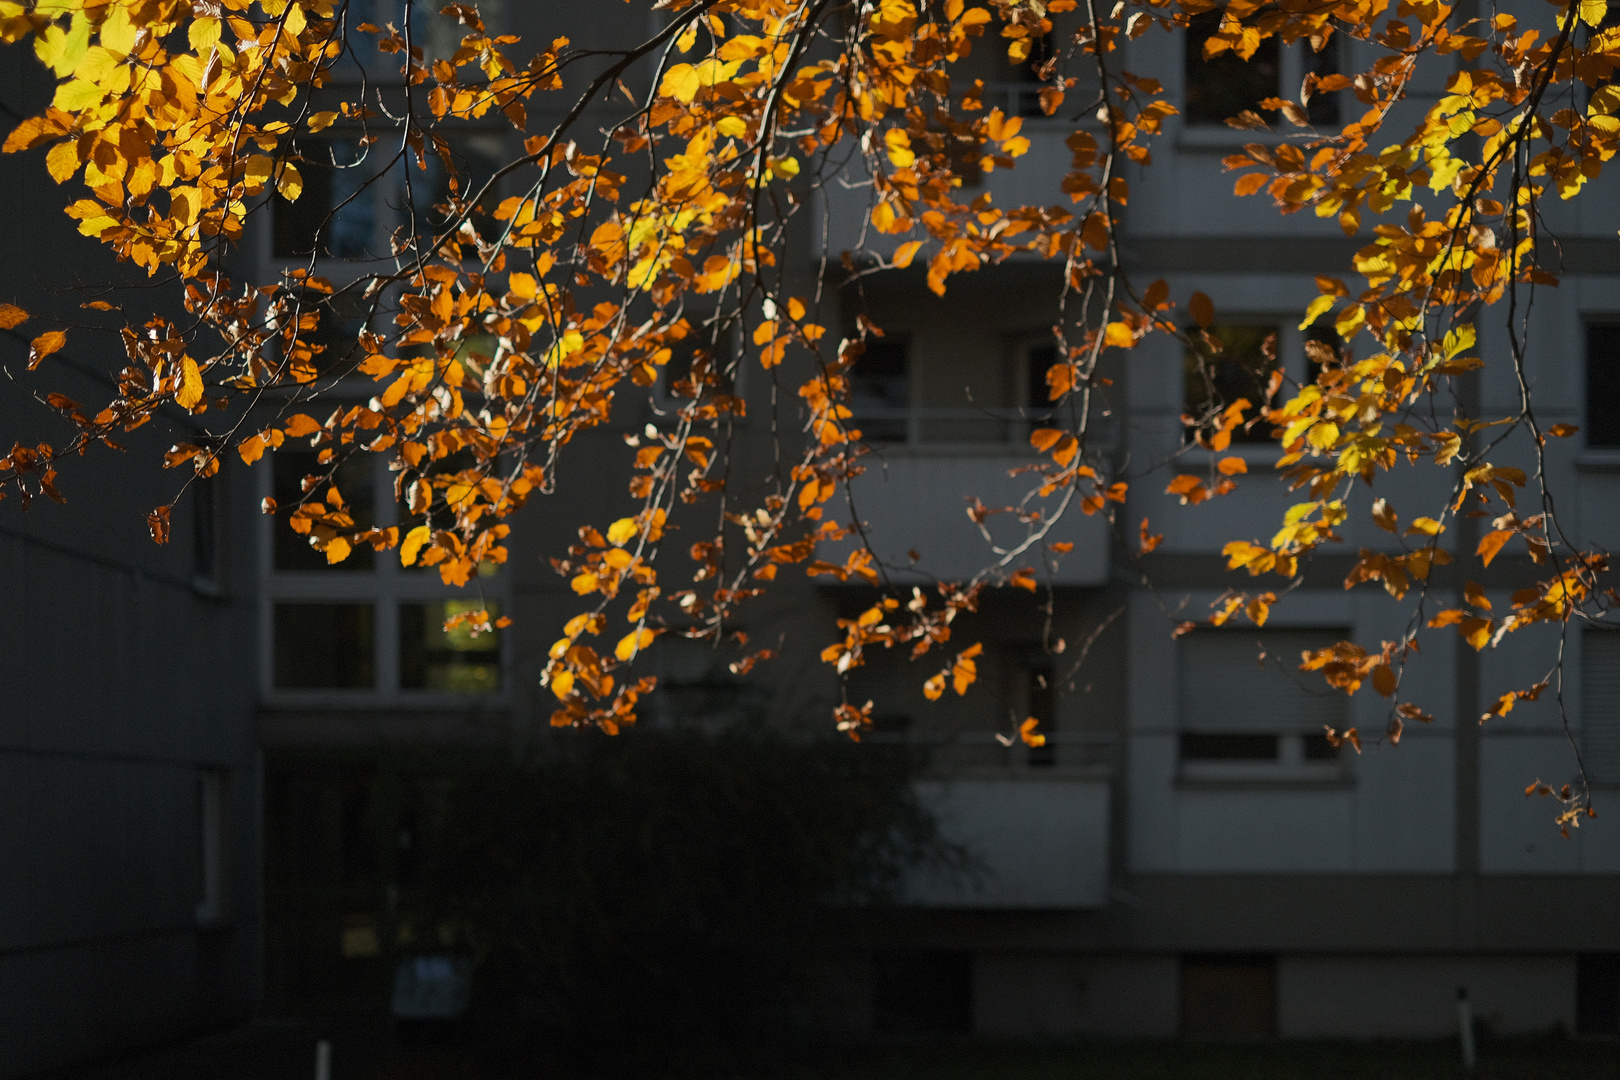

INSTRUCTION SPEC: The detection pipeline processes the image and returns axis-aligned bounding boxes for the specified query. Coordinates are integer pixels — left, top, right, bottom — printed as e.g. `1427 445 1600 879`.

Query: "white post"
315 1039 332 1080
1457 988 1476 1071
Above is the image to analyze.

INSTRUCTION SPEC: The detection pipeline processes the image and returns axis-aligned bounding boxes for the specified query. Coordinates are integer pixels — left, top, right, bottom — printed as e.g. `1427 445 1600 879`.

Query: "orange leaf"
1216 456 1247 476
27 330 65 369
1009 567 1037 592
1476 529 1513 567
0 303 28 329
1030 427 1063 452
1189 291 1215 329
284 414 321 438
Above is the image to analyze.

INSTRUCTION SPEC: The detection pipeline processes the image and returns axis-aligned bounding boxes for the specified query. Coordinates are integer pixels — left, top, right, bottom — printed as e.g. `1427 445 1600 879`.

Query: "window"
654 316 737 415
1184 11 1279 127
263 452 507 700
1026 661 1057 767
1025 341 1062 421
1185 324 1280 443
1581 631 1620 783
849 338 911 443
400 600 502 693
1178 629 1348 779
196 770 229 925
272 138 379 260
1577 954 1620 1036
1185 320 1339 446
1585 323 1620 448
1181 955 1276 1036
274 602 377 689
873 950 973 1034
192 473 223 594
1184 10 1342 128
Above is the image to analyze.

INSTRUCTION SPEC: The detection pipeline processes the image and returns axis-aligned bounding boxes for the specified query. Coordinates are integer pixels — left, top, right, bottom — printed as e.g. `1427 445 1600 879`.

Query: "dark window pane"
1302 733 1340 761
282 286 371 378
400 601 502 694
1303 320 1344 385
406 135 505 239
1181 955 1276 1036
850 338 910 443
1180 733 1279 761
1184 11 1280 126
274 603 375 689
273 451 376 572
660 324 732 403
1185 10 1270 125
1586 324 1620 447
192 475 220 585
272 139 376 259
873 950 973 1035
1027 343 1061 414
1305 38 1342 126
1184 324 1280 443
1028 663 1056 767
1577 953 1620 1036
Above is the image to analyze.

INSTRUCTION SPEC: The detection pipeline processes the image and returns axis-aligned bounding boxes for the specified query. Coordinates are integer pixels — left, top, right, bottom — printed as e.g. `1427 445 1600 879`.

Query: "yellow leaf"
307 111 339 133
551 669 576 700
606 517 638 546
400 524 431 566
175 356 204 410
615 627 657 661
660 64 701 103
189 16 222 53
1103 322 1134 349
1579 0 1607 27
323 536 352 565
884 128 915 168
892 240 923 268
45 140 78 183
277 163 304 202
1406 516 1445 537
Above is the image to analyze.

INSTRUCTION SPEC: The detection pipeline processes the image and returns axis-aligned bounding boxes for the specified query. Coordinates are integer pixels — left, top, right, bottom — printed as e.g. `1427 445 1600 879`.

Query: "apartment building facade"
252 0 1620 1040
5 1 1620 1070
0 52 263 1078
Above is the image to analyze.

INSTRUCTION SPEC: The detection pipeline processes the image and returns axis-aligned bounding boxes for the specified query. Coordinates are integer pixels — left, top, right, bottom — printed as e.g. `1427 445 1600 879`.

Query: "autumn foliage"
0 0 1617 829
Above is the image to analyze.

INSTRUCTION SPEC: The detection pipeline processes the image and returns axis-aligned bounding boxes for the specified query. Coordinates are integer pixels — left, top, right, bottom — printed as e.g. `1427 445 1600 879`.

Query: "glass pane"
400 600 502 693
1179 733 1279 761
272 138 377 259
1027 663 1056 767
1026 343 1060 413
273 451 376 572
1305 39 1342 126
274 603 375 689
1184 324 1280 443
1184 11 1280 127
850 339 909 443
1587 324 1620 447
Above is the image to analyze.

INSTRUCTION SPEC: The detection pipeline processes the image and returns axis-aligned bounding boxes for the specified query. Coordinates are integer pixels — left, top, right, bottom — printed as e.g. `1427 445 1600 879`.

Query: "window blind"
1179 630 1349 733
1582 631 1620 783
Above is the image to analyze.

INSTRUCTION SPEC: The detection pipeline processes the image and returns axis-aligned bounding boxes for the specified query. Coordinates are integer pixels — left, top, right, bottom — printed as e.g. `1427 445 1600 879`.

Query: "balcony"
837 427 1112 586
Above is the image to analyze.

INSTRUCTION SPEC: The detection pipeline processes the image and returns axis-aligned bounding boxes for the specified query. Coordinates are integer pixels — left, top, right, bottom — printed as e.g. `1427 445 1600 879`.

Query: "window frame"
1175 626 1353 785
257 448 512 708
1181 317 1340 460
1180 26 1347 142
